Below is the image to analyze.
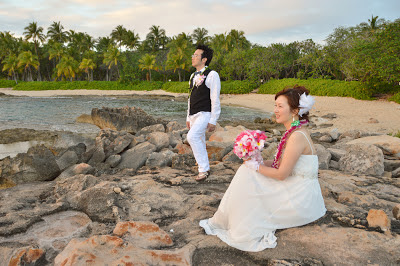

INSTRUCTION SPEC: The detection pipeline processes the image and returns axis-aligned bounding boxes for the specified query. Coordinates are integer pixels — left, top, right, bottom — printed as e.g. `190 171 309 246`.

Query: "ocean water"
0 96 271 134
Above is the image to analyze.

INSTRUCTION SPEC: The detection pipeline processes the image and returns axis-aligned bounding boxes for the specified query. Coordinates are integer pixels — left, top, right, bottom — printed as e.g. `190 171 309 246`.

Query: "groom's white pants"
187 111 211 173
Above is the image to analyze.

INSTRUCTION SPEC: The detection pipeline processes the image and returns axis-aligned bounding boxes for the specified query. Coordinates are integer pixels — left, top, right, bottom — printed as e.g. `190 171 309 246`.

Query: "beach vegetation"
138 54 157 82
0 79 17 88
0 16 399 101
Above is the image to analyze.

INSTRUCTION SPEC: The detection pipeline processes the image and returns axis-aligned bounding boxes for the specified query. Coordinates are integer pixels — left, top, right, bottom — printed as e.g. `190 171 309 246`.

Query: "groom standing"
186 44 221 181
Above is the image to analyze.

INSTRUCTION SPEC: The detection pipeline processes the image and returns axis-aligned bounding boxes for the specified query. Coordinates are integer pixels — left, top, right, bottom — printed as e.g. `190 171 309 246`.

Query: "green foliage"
258 78 372 100
389 91 400 104
162 81 189 93
13 81 163 91
162 80 258 94
0 79 17 88
221 80 258 94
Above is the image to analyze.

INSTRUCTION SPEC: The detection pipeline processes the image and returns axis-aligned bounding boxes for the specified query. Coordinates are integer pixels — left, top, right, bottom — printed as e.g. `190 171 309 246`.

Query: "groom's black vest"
189 68 212 115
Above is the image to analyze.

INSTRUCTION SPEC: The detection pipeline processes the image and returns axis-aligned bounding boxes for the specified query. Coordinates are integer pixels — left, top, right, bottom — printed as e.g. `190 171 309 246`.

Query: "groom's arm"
206 71 221 126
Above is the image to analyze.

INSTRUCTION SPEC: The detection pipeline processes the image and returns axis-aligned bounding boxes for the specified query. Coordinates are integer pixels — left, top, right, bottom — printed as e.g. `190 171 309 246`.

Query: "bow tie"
194 71 201 76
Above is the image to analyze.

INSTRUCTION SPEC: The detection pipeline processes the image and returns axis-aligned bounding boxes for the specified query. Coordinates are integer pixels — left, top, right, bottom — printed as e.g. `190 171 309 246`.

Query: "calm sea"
0 96 271 134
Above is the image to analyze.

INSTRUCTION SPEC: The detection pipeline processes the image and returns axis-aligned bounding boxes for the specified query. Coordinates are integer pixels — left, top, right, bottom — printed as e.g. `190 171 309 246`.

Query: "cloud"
0 0 399 45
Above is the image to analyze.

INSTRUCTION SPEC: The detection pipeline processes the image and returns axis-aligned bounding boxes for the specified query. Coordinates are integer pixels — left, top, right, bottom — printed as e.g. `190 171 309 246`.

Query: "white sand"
1 88 400 134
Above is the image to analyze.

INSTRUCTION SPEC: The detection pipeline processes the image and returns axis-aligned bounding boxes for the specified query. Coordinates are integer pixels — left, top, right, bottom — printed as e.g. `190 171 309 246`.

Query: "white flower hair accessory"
298 92 315 117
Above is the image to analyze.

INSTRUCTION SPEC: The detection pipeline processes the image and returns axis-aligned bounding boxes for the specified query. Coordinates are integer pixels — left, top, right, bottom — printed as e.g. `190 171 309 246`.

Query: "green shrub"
0 79 17 88
162 82 189 93
258 78 372 100
389 91 400 104
221 80 258 94
13 81 164 91
162 80 258 94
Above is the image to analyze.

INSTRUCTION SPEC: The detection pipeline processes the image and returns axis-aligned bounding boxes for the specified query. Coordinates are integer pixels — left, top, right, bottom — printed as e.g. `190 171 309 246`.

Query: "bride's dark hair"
275 85 311 122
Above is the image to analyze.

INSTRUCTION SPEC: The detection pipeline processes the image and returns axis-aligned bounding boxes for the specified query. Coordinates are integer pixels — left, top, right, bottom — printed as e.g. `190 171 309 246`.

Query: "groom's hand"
207 123 216 132
186 121 190 129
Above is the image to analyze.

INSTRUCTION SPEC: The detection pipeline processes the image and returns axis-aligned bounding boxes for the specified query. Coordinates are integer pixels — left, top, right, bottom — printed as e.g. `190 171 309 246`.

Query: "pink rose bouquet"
233 130 267 161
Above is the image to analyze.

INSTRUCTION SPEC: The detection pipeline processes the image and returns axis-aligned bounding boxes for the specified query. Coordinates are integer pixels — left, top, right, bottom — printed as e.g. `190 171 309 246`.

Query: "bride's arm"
256 133 306 181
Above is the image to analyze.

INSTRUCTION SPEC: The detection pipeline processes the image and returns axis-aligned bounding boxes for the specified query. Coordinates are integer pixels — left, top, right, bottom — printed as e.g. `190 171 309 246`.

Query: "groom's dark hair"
196 44 213 66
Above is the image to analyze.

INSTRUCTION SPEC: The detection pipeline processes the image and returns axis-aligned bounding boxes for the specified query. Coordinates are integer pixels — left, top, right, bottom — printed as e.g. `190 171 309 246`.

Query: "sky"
0 0 399 46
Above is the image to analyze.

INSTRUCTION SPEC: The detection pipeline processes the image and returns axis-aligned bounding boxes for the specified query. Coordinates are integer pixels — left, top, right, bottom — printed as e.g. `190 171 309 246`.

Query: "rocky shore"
0 106 399 265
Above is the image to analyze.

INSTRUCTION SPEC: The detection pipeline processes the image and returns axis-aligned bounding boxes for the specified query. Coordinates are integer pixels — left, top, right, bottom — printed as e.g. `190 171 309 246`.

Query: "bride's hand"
244 159 260 171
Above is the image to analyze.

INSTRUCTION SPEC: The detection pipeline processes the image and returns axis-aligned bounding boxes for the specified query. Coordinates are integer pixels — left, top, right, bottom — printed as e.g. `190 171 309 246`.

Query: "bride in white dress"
200 85 326 252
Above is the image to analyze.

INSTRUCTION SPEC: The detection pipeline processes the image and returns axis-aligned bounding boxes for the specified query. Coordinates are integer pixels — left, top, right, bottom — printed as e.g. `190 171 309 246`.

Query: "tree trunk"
149 69 152 82
178 69 182 82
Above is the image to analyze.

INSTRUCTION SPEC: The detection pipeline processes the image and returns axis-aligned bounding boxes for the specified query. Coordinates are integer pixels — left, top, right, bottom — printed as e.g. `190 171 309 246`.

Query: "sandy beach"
1 88 400 134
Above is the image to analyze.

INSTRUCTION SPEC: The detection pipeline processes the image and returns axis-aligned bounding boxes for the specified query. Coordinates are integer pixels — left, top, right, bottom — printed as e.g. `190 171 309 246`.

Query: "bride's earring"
291 115 300 127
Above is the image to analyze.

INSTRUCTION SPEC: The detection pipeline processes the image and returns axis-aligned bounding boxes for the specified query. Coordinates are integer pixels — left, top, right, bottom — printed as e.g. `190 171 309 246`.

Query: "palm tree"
103 45 125 80
56 55 78 81
123 29 140 51
227 29 250 50
360 15 386 32
138 53 157 81
23 21 46 80
2 53 19 83
192 27 210 45
17 51 39 81
145 25 168 52
211 33 230 53
96 37 114 54
47 21 68 43
166 35 192 81
111 25 127 51
48 42 65 63
79 58 96 81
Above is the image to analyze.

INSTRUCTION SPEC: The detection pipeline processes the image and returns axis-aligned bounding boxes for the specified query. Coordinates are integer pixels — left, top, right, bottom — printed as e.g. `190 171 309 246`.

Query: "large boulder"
91 106 166 134
146 132 170 151
206 141 233 161
208 125 247 143
146 150 175 168
137 124 165 135
346 135 400 157
56 150 79 171
0 145 61 184
117 142 157 170
339 144 384 177
315 144 331 170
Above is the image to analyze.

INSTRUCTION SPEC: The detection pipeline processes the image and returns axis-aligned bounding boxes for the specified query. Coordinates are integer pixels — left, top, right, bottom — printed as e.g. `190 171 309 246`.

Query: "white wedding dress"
199 140 326 252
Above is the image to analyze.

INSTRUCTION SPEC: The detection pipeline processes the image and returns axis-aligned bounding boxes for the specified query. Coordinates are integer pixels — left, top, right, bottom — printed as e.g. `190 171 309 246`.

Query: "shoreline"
1 88 400 134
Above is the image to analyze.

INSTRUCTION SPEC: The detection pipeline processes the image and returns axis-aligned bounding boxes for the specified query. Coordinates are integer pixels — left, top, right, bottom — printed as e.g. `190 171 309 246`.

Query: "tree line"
0 16 399 92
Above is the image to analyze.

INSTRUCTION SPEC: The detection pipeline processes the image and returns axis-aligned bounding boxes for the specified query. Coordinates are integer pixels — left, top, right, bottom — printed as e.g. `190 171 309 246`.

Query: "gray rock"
315 144 331 170
97 129 134 158
393 167 400 178
56 150 79 171
129 135 146 149
118 142 157 170
168 131 183 148
91 106 166 134
171 154 196 169
329 128 340 140
66 143 87 162
165 121 185 132
272 129 281 136
146 150 175 168
329 160 340 170
105 155 122 168
222 150 243 163
146 132 170 151
137 124 165 135
319 135 333 143
261 142 278 161
0 145 61 184
57 163 95 179
339 144 384 177
384 159 400 172
88 145 106 166
327 148 346 161
52 132 95 151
